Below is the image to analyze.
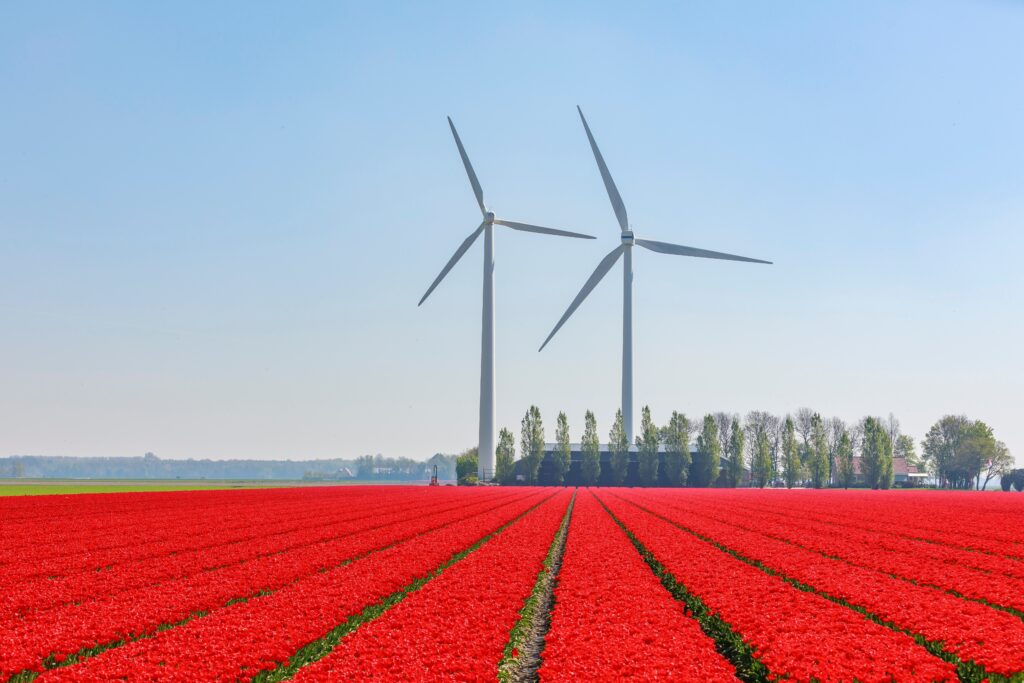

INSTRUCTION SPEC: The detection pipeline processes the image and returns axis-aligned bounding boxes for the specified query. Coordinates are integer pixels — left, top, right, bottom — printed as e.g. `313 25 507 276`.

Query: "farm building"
850 456 928 487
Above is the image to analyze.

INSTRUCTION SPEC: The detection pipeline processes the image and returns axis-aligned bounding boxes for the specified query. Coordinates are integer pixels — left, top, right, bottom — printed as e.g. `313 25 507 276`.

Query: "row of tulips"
623 489 1024 677
539 490 737 681
38 490 553 682
0 489 540 678
0 487 446 584
724 491 1024 560
598 491 958 683
700 493 1024 571
290 491 572 681
1 488 512 619
671 493 1024 614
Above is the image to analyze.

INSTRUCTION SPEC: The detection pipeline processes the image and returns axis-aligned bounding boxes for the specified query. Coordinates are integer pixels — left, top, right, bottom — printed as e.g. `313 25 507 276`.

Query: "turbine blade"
635 238 772 264
493 219 595 240
578 106 629 232
539 245 625 351
418 222 486 306
447 117 486 216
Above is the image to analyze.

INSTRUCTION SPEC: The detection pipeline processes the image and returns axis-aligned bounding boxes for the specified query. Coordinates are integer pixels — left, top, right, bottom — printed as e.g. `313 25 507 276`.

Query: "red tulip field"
2 486 1023 682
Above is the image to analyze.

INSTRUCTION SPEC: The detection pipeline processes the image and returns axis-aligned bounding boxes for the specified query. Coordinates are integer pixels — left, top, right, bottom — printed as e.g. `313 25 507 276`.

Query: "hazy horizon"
2 2 1021 465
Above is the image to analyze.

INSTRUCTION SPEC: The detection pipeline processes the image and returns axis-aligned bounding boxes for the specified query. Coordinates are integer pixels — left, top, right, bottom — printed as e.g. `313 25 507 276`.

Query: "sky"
1 1 1022 463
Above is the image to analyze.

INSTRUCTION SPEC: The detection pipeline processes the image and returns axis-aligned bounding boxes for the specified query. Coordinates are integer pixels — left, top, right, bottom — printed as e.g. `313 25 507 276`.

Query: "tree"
922 415 971 488
727 417 745 487
981 441 1013 490
955 421 997 490
752 429 772 488
882 413 901 461
426 453 457 481
554 412 571 486
520 406 545 485
835 429 855 488
921 416 1003 489
825 417 847 486
456 447 478 486
695 415 721 487
860 417 893 489
608 409 629 486
808 413 829 488
495 428 515 485
580 411 601 486
1001 469 1024 492
746 411 780 485
636 406 660 486
766 413 783 483
880 428 894 488
894 434 920 469
355 455 374 479
663 411 691 487
782 416 801 488
794 407 816 470
713 412 736 469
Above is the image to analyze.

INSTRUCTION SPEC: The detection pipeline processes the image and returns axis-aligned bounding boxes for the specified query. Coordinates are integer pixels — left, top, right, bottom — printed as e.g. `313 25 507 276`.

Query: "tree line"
482 406 1013 490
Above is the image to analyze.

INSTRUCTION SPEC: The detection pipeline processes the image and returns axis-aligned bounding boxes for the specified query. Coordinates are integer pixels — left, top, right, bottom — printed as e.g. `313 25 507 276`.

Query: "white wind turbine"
540 107 772 444
420 117 595 480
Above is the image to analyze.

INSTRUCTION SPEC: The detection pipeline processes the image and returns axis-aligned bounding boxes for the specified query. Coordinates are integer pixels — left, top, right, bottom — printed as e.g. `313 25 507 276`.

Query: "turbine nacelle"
484 211 496 223
620 231 635 245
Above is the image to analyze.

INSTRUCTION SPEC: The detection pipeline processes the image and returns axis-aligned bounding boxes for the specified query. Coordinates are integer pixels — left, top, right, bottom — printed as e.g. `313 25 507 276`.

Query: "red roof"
851 457 923 476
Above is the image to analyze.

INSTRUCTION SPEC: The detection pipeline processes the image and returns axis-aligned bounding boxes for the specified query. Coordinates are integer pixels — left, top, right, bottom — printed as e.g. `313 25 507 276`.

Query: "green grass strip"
591 492 771 683
251 493 558 683
617 494 1024 683
498 491 576 682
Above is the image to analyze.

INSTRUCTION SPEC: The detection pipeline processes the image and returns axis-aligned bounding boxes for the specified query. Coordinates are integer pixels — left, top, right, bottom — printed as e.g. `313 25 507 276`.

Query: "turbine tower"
540 107 772 443
421 117 595 480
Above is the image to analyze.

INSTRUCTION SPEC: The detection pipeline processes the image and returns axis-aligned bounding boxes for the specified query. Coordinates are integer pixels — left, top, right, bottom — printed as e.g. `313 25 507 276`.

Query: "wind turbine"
540 107 771 444
421 117 595 480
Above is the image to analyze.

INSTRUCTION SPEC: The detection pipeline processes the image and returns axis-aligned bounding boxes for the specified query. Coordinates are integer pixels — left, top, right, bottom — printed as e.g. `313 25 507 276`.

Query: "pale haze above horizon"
1 1 1022 463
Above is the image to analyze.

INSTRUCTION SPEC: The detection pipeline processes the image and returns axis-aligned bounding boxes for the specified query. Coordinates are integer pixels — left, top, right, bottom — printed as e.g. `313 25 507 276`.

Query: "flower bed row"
598 491 957 683
288 490 573 681
38 491 555 682
1 489 514 619
718 492 1024 560
688 493 1024 578
0 487 365 562
539 490 738 681
664 494 1024 614
622 489 1024 677
0 487 450 585
0 489 541 679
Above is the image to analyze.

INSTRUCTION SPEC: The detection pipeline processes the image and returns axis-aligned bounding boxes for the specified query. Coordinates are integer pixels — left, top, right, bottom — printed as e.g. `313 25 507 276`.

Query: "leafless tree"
713 412 737 466
826 417 847 486
743 413 763 465
850 419 866 456
981 441 1013 490
794 408 816 450
883 413 901 457
745 411 782 485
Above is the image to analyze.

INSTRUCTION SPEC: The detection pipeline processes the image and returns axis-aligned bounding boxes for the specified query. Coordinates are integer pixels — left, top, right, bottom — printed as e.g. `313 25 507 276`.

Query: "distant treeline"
478 406 1013 490
0 452 458 481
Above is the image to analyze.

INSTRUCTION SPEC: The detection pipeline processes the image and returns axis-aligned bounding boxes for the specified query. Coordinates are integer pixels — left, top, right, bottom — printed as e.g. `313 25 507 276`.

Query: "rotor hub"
621 231 635 245
484 211 495 223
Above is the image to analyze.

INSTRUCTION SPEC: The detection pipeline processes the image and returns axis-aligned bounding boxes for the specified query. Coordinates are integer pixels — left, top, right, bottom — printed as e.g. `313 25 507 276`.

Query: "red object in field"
2 486 1022 681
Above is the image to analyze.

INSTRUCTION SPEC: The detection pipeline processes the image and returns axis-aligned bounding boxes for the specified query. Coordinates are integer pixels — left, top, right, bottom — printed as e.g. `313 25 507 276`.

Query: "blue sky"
1 1 1022 462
